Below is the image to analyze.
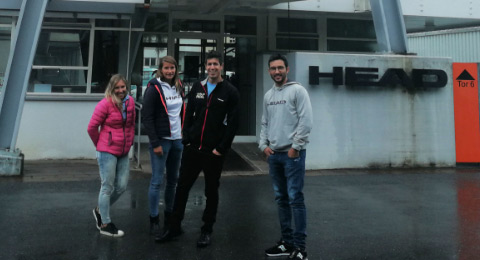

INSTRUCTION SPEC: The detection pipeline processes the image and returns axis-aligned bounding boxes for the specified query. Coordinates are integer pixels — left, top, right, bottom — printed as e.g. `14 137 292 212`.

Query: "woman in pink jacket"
87 74 136 237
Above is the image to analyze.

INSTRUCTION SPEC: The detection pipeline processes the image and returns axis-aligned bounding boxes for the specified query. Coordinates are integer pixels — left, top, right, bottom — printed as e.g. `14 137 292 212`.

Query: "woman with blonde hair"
142 56 185 235
87 74 136 237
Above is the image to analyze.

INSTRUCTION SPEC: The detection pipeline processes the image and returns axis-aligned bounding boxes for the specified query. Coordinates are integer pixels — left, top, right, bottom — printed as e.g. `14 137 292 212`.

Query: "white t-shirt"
158 78 182 140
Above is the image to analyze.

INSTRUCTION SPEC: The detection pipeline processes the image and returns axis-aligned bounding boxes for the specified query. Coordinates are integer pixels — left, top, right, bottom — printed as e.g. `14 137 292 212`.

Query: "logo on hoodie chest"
196 93 205 99
267 100 287 106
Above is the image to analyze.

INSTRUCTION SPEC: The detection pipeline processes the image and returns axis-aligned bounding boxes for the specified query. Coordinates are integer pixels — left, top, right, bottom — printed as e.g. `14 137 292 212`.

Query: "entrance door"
174 37 217 94
224 37 256 136
173 35 257 136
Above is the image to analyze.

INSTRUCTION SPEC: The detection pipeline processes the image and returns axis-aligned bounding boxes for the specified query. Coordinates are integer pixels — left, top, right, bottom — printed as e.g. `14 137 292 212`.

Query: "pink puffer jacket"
87 96 136 157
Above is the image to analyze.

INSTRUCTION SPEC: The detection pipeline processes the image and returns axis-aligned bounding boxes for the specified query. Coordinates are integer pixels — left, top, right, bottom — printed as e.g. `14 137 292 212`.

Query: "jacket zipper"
154 85 172 137
199 83 214 150
120 99 128 155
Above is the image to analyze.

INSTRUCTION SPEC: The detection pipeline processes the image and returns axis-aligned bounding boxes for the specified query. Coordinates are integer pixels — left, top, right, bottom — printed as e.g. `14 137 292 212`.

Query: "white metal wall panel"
401 0 480 19
271 0 480 19
408 27 480 62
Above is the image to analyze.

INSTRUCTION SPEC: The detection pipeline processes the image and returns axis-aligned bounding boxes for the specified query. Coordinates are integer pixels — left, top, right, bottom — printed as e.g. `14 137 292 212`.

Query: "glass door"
224 37 257 136
174 37 217 95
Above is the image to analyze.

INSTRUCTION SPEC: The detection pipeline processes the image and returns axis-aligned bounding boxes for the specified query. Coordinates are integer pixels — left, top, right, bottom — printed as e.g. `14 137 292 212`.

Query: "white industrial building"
1 0 480 174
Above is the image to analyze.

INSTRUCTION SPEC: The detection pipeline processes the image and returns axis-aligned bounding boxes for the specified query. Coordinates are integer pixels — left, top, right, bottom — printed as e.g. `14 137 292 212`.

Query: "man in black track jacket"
156 50 240 248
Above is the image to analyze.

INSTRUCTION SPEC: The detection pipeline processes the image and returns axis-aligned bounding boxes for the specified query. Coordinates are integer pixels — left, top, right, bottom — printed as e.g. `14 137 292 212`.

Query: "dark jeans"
268 150 307 250
170 146 225 233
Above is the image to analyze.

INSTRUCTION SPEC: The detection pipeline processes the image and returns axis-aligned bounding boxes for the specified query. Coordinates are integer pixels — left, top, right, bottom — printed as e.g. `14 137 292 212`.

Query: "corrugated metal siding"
408 27 480 62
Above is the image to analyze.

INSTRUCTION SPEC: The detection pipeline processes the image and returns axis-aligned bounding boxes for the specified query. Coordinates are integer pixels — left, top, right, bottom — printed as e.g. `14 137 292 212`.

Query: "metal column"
128 8 148 76
0 0 49 150
0 0 48 175
370 0 409 53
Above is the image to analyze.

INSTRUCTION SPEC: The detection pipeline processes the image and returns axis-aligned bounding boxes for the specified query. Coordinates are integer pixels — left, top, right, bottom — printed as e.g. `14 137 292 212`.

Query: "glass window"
44 17 90 24
0 16 12 24
33 30 90 67
277 18 317 33
225 16 256 35
91 30 130 94
326 18 377 52
27 18 133 95
0 27 11 93
173 19 220 33
178 38 203 53
143 46 166 68
175 37 217 92
327 19 376 39
143 34 168 44
145 13 168 32
276 38 318 51
327 40 378 52
224 37 257 135
95 19 130 28
28 69 87 93
275 17 318 51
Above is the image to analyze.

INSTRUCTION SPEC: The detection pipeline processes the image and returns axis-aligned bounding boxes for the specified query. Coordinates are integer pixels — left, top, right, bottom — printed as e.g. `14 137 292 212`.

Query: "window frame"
26 14 144 100
326 17 378 53
268 12 378 53
0 16 15 94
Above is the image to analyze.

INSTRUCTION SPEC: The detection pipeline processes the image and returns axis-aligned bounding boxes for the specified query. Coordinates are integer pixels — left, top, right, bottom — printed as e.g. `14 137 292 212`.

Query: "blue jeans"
96 151 130 225
268 150 307 250
148 139 183 217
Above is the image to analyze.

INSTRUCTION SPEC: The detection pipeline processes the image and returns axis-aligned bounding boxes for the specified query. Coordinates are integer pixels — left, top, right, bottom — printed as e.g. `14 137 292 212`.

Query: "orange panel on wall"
453 63 480 163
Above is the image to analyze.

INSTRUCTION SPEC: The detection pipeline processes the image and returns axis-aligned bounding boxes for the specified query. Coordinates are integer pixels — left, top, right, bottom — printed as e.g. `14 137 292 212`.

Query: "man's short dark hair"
268 54 288 68
206 50 224 64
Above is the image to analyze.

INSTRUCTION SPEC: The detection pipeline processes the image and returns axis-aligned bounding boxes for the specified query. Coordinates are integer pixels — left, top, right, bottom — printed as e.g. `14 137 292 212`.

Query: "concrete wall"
257 52 455 169
17 100 98 159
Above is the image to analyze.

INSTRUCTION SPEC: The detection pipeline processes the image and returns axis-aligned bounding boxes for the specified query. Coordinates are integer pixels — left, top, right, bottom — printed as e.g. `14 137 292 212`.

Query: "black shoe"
155 227 182 243
265 240 294 256
150 215 160 235
287 248 308 260
92 208 102 231
196 232 211 248
100 223 124 237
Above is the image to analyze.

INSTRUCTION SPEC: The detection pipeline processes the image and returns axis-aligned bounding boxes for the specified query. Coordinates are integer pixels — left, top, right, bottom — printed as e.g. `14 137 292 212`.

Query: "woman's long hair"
105 74 128 109
156 56 182 93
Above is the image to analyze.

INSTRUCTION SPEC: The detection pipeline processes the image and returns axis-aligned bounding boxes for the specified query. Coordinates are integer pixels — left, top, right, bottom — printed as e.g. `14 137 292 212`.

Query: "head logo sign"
309 66 448 89
453 63 480 163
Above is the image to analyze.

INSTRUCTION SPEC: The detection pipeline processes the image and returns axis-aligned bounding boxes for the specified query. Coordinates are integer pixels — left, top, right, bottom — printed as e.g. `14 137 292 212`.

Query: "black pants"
170 146 225 233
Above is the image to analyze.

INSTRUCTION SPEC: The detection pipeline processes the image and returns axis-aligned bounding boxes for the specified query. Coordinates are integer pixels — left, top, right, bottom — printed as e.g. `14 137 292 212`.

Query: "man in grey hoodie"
259 54 313 260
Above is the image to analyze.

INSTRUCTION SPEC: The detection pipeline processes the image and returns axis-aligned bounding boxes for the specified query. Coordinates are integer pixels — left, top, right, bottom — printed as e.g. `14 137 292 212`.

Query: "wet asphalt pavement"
2 160 480 260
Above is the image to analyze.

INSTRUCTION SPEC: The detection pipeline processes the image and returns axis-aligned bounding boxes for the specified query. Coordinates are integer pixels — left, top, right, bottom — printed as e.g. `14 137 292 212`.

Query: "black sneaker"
265 241 294 256
154 227 183 243
100 223 125 237
287 248 308 260
196 232 211 248
92 208 102 231
150 215 160 235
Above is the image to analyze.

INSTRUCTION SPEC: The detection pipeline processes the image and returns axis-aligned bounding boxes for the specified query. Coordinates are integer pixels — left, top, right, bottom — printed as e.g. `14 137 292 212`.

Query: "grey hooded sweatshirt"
259 81 313 152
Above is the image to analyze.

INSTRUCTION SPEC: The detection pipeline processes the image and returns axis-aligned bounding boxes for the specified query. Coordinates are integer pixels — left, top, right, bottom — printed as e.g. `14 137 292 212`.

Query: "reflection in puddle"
457 178 480 260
